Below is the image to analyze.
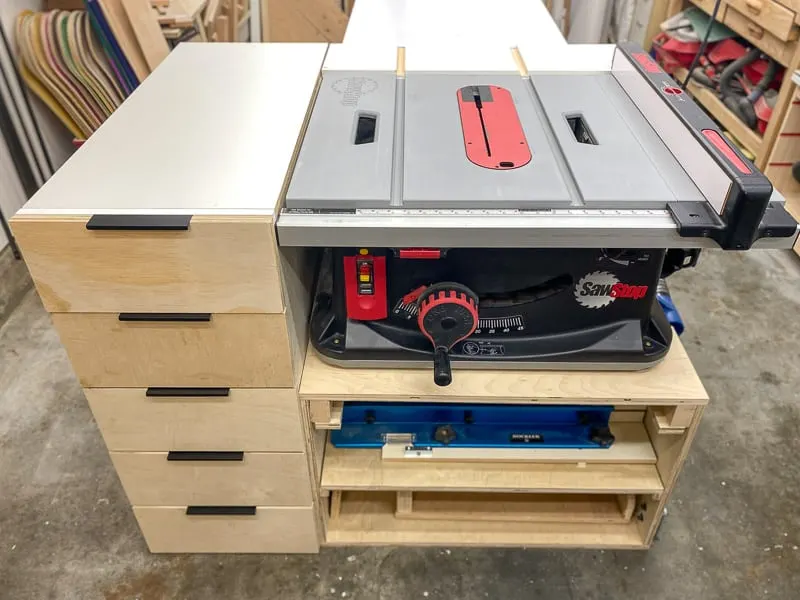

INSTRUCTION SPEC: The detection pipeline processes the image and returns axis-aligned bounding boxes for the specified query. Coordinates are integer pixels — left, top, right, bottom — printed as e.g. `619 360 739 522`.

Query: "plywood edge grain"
299 337 709 405
321 442 664 495
325 492 645 548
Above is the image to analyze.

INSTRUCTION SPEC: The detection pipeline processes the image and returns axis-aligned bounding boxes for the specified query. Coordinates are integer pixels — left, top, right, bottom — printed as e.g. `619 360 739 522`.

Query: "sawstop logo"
574 271 649 309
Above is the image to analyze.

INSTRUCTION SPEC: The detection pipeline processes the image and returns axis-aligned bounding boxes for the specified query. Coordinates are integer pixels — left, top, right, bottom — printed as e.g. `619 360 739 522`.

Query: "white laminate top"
19 43 328 216
521 43 616 72
325 42 616 74
335 0 567 72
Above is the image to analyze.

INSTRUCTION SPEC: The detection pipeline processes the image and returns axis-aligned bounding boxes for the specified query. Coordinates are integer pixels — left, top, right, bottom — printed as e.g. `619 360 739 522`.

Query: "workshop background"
1 1 800 599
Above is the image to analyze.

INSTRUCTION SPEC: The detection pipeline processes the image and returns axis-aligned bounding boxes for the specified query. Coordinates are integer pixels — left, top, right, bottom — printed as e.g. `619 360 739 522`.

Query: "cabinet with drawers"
11 43 330 553
675 0 800 169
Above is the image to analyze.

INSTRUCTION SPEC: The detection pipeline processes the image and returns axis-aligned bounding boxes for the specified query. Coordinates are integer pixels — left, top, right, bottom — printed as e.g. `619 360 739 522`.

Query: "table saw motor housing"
311 247 672 370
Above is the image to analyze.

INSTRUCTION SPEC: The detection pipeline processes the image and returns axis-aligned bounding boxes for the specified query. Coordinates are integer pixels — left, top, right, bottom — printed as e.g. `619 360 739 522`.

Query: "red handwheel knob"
416 282 479 386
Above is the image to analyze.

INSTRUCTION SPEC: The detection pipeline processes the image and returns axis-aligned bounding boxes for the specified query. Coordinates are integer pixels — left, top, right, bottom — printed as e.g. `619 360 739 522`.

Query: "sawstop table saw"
277 43 799 386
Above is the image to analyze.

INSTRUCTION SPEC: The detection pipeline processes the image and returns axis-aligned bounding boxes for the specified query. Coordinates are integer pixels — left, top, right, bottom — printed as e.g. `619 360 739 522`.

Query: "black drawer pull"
118 313 211 322
168 451 244 461
146 387 230 397
86 214 191 230
186 506 256 516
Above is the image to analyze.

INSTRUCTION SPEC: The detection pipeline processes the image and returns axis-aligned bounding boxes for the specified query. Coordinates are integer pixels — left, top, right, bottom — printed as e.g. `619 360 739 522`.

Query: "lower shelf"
325 491 646 548
394 491 636 524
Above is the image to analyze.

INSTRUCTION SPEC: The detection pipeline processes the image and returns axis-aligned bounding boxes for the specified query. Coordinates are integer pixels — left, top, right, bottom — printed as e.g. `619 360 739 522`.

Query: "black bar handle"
86 214 191 230
433 347 452 387
186 506 256 516
146 387 230 397
118 313 211 322
168 451 244 461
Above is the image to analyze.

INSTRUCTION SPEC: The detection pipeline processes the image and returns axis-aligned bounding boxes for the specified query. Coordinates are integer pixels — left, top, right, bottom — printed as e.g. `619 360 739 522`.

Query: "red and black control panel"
618 43 797 249
343 250 387 321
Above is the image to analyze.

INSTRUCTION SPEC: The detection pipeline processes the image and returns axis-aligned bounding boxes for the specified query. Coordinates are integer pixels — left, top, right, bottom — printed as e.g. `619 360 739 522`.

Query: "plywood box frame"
318 401 705 548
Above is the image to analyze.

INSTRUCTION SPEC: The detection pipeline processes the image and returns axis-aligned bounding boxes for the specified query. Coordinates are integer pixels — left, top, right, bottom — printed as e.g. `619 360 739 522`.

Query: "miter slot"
390 76 406 207
521 77 584 206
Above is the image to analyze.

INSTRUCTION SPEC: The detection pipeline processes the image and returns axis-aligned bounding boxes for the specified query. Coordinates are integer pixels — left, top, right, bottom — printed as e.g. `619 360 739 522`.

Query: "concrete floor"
1 248 799 600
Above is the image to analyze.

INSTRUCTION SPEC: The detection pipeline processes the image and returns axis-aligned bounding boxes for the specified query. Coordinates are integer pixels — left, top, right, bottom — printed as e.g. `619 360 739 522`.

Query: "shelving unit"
654 0 800 170
300 338 709 549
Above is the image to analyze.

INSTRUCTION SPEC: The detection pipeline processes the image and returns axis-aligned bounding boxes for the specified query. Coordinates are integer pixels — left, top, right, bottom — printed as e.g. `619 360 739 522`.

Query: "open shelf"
317 406 703 549
395 491 636 524
326 492 646 548
673 67 764 159
321 425 665 495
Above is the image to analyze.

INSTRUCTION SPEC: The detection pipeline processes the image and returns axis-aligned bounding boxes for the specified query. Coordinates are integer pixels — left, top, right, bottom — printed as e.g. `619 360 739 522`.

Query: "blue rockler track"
330 402 615 449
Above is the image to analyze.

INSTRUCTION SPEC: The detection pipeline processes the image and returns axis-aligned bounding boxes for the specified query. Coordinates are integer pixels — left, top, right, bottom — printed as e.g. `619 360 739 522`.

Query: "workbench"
9 0 722 552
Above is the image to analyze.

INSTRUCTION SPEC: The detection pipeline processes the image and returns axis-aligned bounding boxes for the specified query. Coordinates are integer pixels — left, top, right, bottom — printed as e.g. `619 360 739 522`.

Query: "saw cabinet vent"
566 114 598 145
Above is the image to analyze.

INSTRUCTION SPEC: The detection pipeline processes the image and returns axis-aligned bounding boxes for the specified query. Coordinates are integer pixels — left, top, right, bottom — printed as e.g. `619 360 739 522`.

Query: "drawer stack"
12 214 319 553
689 0 800 67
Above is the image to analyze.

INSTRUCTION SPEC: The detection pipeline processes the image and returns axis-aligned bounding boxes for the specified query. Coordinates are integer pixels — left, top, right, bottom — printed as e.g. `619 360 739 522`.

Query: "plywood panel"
725 0 798 41
120 0 171 71
325 492 644 548
11 215 282 314
724 4 796 65
52 313 294 388
263 0 348 42
97 0 150 81
300 336 709 405
86 388 304 451
768 135 800 163
135 506 319 553
396 492 635 524
112 451 312 505
321 442 664 494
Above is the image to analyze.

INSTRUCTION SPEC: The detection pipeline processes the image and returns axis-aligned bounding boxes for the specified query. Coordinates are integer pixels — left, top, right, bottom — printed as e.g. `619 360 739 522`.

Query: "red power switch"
344 254 387 320
357 259 374 295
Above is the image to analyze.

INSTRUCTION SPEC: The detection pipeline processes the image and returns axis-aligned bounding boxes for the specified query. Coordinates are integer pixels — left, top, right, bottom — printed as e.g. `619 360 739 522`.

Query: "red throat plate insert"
457 85 532 170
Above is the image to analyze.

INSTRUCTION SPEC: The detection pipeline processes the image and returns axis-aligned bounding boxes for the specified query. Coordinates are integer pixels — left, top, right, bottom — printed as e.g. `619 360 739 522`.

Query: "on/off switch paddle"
417 282 479 387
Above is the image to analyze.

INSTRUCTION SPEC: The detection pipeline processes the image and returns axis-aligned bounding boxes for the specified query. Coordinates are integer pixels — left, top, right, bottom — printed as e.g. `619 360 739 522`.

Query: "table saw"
277 43 799 385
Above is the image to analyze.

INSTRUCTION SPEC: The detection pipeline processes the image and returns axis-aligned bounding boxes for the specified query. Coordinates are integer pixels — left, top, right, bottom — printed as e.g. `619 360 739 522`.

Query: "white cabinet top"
19 43 328 216
330 0 567 71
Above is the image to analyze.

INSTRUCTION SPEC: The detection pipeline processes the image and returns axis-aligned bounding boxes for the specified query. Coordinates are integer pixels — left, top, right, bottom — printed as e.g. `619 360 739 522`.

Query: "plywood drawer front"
724 5 795 64
111 452 313 506
85 388 304 451
51 313 294 387
768 134 800 162
134 506 319 553
725 0 798 41
11 215 282 314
